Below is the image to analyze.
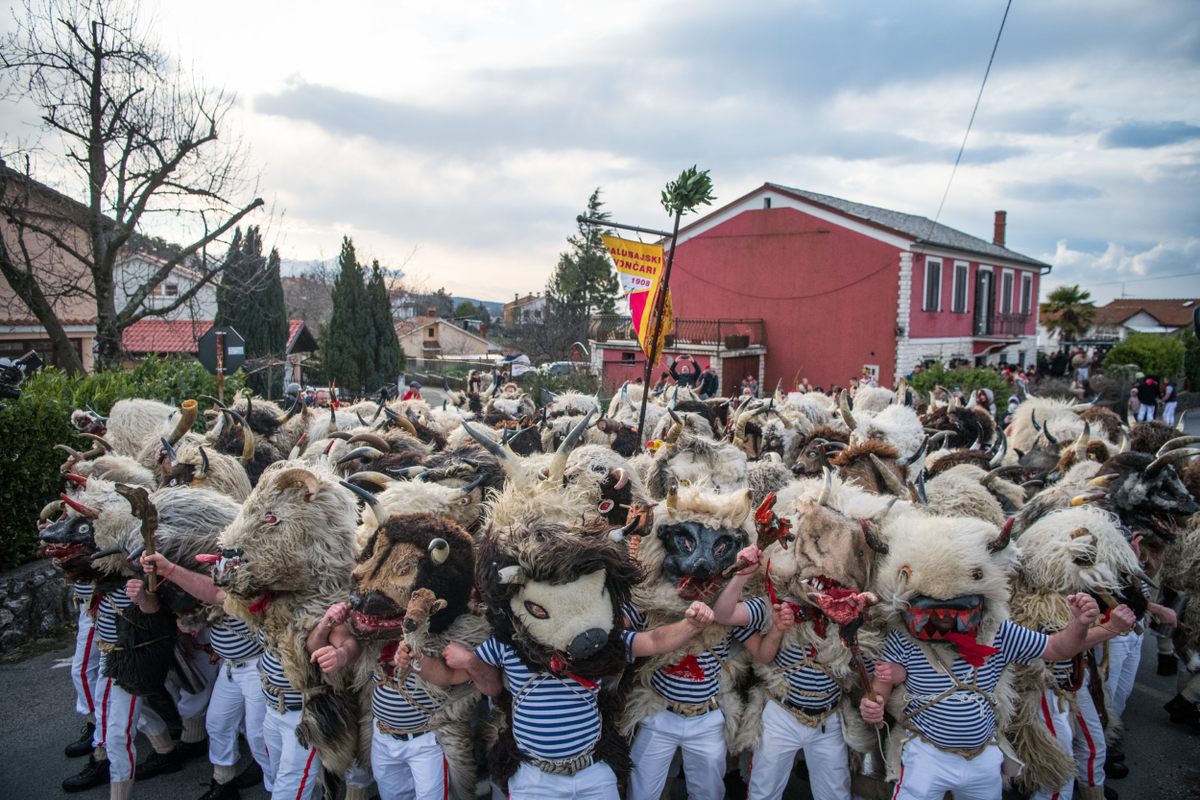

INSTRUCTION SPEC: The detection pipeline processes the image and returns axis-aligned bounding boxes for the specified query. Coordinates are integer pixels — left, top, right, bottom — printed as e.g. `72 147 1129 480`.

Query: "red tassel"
944 632 999 667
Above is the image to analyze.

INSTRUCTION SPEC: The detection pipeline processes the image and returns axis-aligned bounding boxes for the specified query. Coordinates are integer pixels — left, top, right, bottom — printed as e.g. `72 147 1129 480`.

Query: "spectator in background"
1136 373 1159 422
1162 379 1178 426
1129 386 1141 421
652 371 672 395
401 380 422 402
670 355 702 388
974 388 997 421
1072 347 1089 382
467 370 482 393
698 365 719 400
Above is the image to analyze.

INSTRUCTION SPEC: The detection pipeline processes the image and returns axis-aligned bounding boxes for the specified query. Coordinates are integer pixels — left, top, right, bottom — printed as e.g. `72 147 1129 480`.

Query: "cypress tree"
366 259 404 391
322 237 370 395
256 247 289 397
214 227 289 397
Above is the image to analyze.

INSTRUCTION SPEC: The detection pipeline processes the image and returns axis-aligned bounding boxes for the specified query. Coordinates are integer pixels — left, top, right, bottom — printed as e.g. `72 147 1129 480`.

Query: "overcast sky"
5 0 1198 305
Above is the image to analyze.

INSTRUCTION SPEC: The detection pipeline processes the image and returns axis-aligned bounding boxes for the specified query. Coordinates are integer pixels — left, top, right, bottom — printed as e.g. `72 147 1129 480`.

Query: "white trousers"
96 673 142 782
207 658 270 787
169 637 218 721
371 728 447 800
893 736 1004 800
1030 690 1074 800
262 706 322 800
1163 402 1178 426
1136 404 1155 422
628 708 726 800
747 701 849 800
1105 633 1141 720
508 760 618 799
72 604 101 720
1071 678 1106 788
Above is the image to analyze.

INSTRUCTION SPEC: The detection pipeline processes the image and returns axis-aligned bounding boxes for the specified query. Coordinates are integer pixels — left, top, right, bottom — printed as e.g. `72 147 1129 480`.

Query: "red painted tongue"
550 654 567 673
811 588 872 625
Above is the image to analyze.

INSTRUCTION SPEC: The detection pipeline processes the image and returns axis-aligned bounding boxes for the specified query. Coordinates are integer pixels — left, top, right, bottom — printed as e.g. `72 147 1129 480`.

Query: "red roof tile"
1093 298 1199 328
122 318 211 354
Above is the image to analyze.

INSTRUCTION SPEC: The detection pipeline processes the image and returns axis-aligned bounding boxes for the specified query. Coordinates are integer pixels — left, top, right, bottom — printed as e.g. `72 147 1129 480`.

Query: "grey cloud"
1099 121 1200 149
1002 180 1104 202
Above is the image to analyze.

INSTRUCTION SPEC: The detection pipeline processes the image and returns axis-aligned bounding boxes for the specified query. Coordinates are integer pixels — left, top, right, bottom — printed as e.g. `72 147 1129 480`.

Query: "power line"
1076 270 1200 288
929 0 1013 231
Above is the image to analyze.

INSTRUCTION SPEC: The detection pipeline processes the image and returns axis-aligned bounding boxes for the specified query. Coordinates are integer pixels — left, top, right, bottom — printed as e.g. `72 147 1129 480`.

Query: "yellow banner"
603 235 672 359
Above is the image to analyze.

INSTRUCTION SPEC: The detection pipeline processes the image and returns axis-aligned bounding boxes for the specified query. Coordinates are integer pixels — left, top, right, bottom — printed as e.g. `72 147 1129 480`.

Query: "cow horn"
325 406 337 437
80 432 114 454
274 468 320 501
288 432 309 460
1157 435 1200 457
428 538 450 565
983 465 1023 484
988 427 1008 466
549 411 594 482
462 421 509 461
611 467 628 490
1144 447 1200 479
339 479 390 527
167 400 198 445
383 407 418 436
988 518 1014 553
838 390 856 430
86 405 108 422
1073 422 1091 462
497 564 526 585
39 499 65 521
220 408 255 463
869 453 908 497
817 466 834 507
328 431 354 441
199 395 227 410
455 474 486 496
349 432 391 452
356 411 369 426
1118 427 1130 453
873 495 900 523
927 430 954 450
1071 491 1107 507
196 446 210 479
89 545 125 560
64 472 88 487
60 493 99 518
159 436 178 465
345 471 396 489
898 436 928 467
336 446 385 465
668 409 684 426
860 519 890 555
1177 408 1189 432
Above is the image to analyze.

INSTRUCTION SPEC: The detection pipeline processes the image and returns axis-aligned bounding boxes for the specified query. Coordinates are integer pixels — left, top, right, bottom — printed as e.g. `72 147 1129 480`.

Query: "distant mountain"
454 296 505 315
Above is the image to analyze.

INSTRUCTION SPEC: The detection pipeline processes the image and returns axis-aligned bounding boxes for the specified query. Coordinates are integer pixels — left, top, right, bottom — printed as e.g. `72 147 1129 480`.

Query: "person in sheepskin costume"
713 471 893 800
621 484 758 800
1003 506 1140 800
860 513 1112 800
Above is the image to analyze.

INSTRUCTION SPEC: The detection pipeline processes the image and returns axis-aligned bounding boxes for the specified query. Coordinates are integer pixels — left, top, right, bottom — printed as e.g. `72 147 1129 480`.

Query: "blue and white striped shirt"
372 671 438 732
881 619 1048 750
73 580 95 601
95 587 133 645
475 634 635 761
209 617 263 662
258 640 303 709
626 598 765 705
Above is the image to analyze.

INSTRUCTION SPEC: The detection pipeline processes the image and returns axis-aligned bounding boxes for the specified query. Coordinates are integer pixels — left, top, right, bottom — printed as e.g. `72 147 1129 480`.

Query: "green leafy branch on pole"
660 165 716 217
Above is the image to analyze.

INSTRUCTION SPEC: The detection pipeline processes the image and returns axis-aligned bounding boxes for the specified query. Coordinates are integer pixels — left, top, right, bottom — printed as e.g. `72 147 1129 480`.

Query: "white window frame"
923 258 943 312
951 261 969 313
1000 269 1014 314
1019 272 1033 315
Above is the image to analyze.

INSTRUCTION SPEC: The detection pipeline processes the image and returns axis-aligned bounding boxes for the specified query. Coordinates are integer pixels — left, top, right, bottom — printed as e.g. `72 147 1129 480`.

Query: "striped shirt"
95 587 133 645
881 620 1048 750
475 634 635 761
741 595 850 709
209 617 263 662
73 580 95 601
372 670 438 732
626 598 766 704
258 639 304 709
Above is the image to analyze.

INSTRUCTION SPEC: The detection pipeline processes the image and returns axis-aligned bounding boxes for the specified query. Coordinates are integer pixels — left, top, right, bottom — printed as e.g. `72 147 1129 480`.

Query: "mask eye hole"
677 533 695 554
524 601 549 619
898 565 912 580
713 536 733 558
262 513 280 526
457 496 471 507
167 478 178 486
598 499 615 514
78 523 91 533
970 567 984 580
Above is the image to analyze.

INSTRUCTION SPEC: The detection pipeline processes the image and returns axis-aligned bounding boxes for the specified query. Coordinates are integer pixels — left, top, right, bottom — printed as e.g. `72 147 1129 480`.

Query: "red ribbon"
943 632 999 667
663 654 706 681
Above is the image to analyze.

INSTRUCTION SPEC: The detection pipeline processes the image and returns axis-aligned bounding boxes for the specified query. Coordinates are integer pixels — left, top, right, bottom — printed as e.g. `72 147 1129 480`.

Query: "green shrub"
909 363 1012 410
1102 332 1185 378
0 357 246 572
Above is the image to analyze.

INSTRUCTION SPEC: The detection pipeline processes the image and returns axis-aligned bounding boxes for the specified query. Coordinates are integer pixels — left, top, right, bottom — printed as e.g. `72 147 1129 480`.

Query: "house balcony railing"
974 312 1029 338
589 314 765 351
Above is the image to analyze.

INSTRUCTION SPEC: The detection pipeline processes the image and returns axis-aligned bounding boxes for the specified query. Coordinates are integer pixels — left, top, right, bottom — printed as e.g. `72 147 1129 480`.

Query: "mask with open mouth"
658 521 743 601
901 594 985 641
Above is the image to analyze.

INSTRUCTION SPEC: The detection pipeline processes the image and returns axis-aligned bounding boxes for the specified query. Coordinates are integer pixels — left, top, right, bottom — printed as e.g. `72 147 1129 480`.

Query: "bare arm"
125 578 160 614
394 642 470 687
308 603 362 672
860 662 906 724
140 552 224 605
443 642 502 697
630 602 714 657
745 603 794 663
712 545 760 626
1041 593 1106 662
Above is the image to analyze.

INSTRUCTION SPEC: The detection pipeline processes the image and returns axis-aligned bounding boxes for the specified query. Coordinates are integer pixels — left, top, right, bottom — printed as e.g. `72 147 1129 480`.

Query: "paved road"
1 633 1196 799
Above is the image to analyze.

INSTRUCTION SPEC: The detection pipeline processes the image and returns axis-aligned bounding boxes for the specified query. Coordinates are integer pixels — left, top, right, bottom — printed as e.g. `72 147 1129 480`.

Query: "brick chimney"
479 323 488 339
426 305 438 317
993 210 1007 247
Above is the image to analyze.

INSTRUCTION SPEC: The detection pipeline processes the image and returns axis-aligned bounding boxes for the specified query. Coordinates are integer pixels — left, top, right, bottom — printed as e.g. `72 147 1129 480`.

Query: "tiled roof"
1093 298 1199 328
395 316 438 337
122 318 210 353
286 320 318 353
765 184 1051 269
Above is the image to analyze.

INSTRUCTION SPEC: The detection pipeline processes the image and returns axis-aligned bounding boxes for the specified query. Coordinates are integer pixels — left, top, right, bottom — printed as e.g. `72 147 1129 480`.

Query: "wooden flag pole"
635 209 682 448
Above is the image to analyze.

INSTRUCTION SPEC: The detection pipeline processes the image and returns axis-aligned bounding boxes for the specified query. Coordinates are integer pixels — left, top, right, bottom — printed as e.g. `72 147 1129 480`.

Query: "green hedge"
0 357 245 572
908 363 1012 412
1102 332 1186 379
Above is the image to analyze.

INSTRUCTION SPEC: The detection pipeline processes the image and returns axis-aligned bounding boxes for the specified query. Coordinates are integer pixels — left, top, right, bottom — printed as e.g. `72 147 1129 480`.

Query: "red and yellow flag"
602 235 673 360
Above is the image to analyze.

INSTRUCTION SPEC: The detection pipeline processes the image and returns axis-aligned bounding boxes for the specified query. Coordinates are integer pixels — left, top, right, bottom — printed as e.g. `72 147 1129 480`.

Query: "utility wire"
929 0 1013 233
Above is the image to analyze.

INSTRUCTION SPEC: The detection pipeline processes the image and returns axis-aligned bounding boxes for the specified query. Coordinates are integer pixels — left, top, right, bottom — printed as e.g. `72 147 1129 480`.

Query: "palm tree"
1040 285 1097 345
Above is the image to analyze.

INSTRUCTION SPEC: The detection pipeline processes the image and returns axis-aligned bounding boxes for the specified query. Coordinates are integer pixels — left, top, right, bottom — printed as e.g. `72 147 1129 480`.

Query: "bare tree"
0 0 263 371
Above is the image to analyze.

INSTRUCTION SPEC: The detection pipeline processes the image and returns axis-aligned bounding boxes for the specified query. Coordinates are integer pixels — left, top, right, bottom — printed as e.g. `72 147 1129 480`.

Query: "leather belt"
376 720 432 741
666 697 720 718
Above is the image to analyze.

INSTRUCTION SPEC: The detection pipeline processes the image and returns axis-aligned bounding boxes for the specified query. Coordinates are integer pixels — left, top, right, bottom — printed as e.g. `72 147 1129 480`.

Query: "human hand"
125 579 146 603
1067 593 1100 626
442 641 474 670
860 696 884 725
685 602 714 629
394 642 414 670
322 602 350 628
874 662 901 686
310 645 346 673
1109 605 1137 633
771 603 795 631
140 552 172 577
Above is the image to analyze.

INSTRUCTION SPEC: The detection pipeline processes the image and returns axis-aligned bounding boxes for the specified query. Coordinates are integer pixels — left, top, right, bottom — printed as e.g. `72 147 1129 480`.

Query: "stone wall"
0 559 72 653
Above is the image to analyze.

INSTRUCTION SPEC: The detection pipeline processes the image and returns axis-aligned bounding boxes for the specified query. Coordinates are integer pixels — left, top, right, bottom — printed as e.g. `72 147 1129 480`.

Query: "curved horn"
60 493 99 518
336 446 386 465
428 538 450 565
860 519 890 555
345 471 397 489
159 436 178 465
1157 435 1200 457
199 395 227 410
325 406 337 437
328 431 354 442
85 405 108 422
611 467 628 490
349 432 391 452
288 432 309 460
64 472 89 487
1073 422 1091 462
1144 447 1200 479
497 565 526 585
549 411 595 482
383 407 418 436
220 408 256 463
356 411 369 426
838 390 857 430
927 430 954 450
273 468 320 501
39 499 65 521
196 446 210 479
462 421 509 461
983 465 1024 484
817 466 834 507
455 474 486 496
80 432 114 453
988 427 1008 467
898 436 928 467
338 479 391 527
869 453 909 497
168 398 198 443
987 518 1015 553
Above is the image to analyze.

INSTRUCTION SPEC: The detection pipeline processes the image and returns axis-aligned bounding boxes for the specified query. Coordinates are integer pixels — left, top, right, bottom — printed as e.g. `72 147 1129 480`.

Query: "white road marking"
51 658 73 670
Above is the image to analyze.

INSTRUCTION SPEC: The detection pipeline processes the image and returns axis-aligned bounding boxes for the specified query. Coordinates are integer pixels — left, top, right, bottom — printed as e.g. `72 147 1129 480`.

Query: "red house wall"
669 208 901 390
909 255 1041 339
599 349 711 394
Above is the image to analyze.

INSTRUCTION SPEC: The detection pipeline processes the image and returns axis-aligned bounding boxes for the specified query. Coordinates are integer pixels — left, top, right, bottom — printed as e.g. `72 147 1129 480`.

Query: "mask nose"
350 591 397 618
567 628 608 660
